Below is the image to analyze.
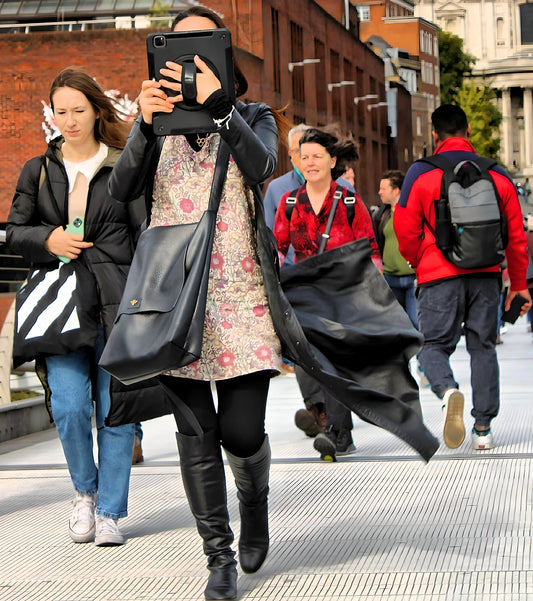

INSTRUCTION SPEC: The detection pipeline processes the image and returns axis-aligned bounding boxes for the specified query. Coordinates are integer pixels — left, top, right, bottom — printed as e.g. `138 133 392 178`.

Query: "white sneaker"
442 388 465 449
472 428 494 450
94 515 124 546
69 492 96 543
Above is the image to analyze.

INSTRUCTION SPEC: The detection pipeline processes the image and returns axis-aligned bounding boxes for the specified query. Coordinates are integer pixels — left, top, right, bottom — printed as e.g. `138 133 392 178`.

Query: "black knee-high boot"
176 430 238 601
224 435 271 574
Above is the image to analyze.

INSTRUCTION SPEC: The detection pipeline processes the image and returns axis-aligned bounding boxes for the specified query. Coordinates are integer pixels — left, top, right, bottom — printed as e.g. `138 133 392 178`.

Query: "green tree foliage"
149 0 171 20
438 31 476 104
457 82 502 161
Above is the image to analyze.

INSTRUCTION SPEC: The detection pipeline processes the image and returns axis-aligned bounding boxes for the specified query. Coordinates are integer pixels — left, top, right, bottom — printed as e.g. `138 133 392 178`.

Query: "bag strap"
154 140 230 438
318 189 343 254
159 380 204 437
207 140 231 212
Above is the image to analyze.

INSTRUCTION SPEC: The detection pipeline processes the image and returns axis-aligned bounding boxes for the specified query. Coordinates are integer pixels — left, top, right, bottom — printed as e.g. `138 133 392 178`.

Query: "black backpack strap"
417 155 453 239
471 156 497 172
285 195 297 221
343 194 356 228
285 185 356 229
284 186 303 222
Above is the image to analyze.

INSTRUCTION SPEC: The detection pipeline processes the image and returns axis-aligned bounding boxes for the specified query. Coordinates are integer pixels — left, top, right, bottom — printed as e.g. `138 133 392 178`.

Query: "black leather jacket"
7 138 135 337
106 104 439 461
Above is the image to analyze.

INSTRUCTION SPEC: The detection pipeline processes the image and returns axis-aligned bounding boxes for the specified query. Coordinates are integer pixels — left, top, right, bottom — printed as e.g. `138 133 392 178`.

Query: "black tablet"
146 28 236 136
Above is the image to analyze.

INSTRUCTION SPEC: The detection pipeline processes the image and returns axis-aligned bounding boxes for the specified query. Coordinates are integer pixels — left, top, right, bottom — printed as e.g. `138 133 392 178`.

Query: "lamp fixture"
353 94 378 105
367 102 388 112
327 80 355 92
288 58 320 73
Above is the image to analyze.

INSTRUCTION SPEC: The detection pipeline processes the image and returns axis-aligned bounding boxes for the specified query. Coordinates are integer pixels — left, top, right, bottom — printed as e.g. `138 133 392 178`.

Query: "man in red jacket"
394 104 531 450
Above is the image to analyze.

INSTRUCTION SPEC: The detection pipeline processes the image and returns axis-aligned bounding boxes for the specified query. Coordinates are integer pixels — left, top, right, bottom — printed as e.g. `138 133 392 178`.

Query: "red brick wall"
0 29 150 221
0 3 392 220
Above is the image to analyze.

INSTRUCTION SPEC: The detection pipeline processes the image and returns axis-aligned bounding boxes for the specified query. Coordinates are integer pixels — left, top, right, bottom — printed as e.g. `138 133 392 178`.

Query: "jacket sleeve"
108 117 158 204
6 157 58 265
493 170 529 290
218 103 278 186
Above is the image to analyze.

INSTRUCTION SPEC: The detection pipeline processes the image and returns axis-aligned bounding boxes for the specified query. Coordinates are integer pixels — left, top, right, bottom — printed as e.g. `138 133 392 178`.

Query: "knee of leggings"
221 429 265 458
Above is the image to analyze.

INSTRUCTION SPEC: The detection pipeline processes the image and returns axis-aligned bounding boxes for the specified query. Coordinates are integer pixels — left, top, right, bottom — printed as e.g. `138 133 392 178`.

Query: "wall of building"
416 0 533 177
0 1 392 221
0 29 149 220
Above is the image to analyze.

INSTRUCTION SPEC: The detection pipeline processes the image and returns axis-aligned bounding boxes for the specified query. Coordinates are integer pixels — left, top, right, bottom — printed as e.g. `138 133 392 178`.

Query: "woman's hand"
138 79 175 125
45 226 93 260
159 55 222 106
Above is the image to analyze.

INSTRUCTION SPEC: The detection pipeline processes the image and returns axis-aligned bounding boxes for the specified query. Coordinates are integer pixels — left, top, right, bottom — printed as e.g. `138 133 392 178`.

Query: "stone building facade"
415 0 533 177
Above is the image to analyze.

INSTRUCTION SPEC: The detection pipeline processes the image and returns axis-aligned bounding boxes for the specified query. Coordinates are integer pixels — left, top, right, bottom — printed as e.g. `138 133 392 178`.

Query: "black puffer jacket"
7 137 165 421
106 104 439 461
7 138 134 333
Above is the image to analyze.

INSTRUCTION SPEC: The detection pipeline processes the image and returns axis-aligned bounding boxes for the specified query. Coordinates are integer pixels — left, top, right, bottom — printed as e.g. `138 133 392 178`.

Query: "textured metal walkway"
1 320 533 600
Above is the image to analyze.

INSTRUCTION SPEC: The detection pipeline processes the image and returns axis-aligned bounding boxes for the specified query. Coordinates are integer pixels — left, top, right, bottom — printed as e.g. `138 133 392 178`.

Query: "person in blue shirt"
263 123 310 232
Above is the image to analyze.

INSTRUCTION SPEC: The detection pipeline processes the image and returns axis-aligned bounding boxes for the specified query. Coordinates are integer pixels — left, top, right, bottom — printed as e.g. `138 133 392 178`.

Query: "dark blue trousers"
417 276 500 428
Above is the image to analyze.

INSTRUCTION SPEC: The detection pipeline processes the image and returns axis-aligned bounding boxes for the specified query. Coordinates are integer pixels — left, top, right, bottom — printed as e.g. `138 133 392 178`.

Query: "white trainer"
94 515 125 546
472 428 494 450
69 492 96 543
442 388 465 449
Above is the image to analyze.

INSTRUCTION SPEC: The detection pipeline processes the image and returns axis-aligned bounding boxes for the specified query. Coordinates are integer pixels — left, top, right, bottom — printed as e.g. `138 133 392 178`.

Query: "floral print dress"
150 133 281 381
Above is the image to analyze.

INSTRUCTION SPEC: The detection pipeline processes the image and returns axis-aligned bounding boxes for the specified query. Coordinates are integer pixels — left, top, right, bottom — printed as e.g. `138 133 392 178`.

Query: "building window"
290 21 305 103
344 58 354 128
520 3 533 44
271 8 281 93
356 5 370 21
369 76 377 130
356 67 365 125
330 49 341 118
315 38 326 113
496 17 505 46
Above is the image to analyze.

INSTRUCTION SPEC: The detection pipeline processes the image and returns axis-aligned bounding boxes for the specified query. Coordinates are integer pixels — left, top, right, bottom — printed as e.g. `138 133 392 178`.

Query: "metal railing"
0 14 174 33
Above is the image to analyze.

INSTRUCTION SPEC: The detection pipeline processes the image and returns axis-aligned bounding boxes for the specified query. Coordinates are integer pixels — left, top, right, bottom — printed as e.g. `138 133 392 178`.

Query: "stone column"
501 87 512 169
523 87 533 170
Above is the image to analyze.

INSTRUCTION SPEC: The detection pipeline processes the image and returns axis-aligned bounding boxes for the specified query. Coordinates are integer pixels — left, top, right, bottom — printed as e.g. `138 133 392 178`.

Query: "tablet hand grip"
181 62 197 106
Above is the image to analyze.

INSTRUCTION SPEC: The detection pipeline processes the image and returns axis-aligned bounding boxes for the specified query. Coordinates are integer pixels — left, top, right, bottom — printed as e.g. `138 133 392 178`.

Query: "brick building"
0 0 394 220
351 0 440 161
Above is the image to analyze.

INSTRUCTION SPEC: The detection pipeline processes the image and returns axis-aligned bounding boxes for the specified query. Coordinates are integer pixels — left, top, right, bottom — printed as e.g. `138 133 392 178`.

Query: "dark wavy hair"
171 6 248 98
299 127 359 180
49 68 131 149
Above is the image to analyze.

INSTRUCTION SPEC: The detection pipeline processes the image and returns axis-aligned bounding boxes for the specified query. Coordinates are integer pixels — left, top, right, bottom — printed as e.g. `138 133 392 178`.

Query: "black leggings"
160 371 271 457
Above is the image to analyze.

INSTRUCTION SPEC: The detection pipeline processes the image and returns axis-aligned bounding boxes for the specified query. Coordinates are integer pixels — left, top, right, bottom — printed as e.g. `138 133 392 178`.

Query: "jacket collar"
435 136 476 154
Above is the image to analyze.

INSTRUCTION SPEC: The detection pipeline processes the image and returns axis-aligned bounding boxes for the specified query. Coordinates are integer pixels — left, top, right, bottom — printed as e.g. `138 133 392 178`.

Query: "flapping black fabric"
252 197 439 462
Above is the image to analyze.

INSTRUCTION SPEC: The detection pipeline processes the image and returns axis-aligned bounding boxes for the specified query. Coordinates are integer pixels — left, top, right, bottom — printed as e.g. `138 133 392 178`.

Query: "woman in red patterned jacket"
274 127 381 268
273 127 381 462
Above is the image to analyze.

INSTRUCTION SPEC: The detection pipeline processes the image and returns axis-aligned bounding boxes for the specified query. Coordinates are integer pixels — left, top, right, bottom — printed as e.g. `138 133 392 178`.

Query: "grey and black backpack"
419 154 508 269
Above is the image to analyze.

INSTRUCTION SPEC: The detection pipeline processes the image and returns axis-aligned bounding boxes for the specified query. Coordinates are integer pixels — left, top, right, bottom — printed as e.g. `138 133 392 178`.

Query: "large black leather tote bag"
99 142 230 384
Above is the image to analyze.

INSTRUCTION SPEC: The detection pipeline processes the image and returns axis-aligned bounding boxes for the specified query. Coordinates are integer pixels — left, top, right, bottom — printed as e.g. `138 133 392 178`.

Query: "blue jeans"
383 273 418 328
46 329 135 519
417 277 500 427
